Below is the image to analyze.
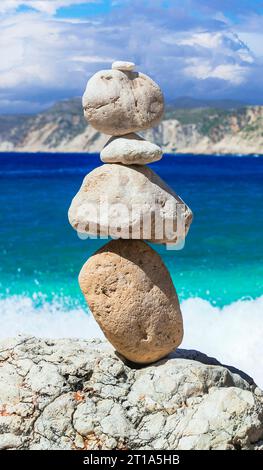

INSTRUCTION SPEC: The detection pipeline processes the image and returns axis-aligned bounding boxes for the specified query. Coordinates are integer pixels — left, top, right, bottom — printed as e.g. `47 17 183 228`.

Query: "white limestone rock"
100 133 162 164
68 163 193 244
0 337 262 450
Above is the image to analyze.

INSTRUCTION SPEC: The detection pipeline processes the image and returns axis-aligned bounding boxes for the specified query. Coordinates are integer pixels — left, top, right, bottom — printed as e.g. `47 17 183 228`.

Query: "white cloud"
174 30 254 85
177 30 254 62
178 31 223 48
0 5 261 112
0 11 115 111
0 0 97 15
184 59 249 85
71 55 114 63
237 32 263 57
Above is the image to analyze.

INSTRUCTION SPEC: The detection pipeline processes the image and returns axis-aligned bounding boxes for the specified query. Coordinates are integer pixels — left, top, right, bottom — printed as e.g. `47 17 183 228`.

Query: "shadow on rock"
116 347 255 387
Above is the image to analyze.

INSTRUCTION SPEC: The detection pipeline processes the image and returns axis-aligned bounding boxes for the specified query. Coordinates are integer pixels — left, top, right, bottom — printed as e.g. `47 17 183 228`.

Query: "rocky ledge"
0 337 262 450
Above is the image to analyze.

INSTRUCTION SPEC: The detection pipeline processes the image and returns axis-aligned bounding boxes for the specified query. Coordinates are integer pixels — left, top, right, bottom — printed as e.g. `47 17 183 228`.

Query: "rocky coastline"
0 99 262 155
0 336 262 450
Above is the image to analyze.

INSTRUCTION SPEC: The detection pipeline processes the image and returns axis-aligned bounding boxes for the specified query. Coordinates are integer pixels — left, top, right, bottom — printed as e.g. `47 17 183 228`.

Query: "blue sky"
0 0 263 113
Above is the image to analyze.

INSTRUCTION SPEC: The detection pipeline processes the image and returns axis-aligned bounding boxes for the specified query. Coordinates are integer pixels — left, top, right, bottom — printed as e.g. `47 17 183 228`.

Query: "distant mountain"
0 97 262 155
169 96 247 110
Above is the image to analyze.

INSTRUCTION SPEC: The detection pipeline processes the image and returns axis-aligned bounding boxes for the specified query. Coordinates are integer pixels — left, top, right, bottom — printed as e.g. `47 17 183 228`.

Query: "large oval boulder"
68 164 192 244
82 67 164 135
79 239 183 363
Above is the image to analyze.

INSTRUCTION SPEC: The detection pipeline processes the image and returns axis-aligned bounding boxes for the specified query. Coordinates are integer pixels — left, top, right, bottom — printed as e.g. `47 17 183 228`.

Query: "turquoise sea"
0 153 262 384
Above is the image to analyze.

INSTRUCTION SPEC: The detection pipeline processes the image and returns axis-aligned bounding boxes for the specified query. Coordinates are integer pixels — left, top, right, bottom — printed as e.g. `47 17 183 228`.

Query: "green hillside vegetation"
164 106 228 125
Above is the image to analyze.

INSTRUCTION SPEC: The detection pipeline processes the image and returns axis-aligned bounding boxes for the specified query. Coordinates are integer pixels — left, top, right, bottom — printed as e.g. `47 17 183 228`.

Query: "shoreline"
0 151 262 157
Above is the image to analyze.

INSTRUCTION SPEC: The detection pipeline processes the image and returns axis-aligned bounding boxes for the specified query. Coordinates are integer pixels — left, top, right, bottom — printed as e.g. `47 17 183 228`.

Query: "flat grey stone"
101 133 162 164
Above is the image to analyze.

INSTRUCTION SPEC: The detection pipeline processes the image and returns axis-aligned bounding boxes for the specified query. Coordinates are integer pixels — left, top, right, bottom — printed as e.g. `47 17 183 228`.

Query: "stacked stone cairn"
68 61 193 364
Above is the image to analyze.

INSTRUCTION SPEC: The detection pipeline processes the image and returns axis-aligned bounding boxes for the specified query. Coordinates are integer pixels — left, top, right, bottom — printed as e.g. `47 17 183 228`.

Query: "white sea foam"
0 295 104 340
0 294 262 388
181 296 263 388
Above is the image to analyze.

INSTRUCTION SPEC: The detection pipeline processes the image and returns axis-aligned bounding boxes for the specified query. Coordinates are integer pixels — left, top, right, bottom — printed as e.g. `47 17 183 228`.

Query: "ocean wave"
0 294 262 388
181 296 263 389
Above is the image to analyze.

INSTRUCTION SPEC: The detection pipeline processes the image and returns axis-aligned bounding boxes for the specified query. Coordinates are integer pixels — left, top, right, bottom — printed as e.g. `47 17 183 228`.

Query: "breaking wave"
0 294 262 388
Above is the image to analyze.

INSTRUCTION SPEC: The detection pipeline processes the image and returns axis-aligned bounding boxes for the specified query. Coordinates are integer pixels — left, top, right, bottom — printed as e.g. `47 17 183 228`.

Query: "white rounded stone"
112 61 135 71
82 69 164 135
100 133 163 165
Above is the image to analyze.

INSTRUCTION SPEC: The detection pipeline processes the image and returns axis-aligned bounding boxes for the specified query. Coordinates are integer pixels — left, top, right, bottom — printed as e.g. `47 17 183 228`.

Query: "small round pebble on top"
111 61 135 71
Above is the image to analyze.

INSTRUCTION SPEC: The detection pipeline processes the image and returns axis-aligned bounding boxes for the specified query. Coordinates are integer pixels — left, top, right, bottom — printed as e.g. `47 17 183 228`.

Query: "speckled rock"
100 133 162 164
68 164 192 243
79 239 183 363
82 67 164 135
0 336 262 450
